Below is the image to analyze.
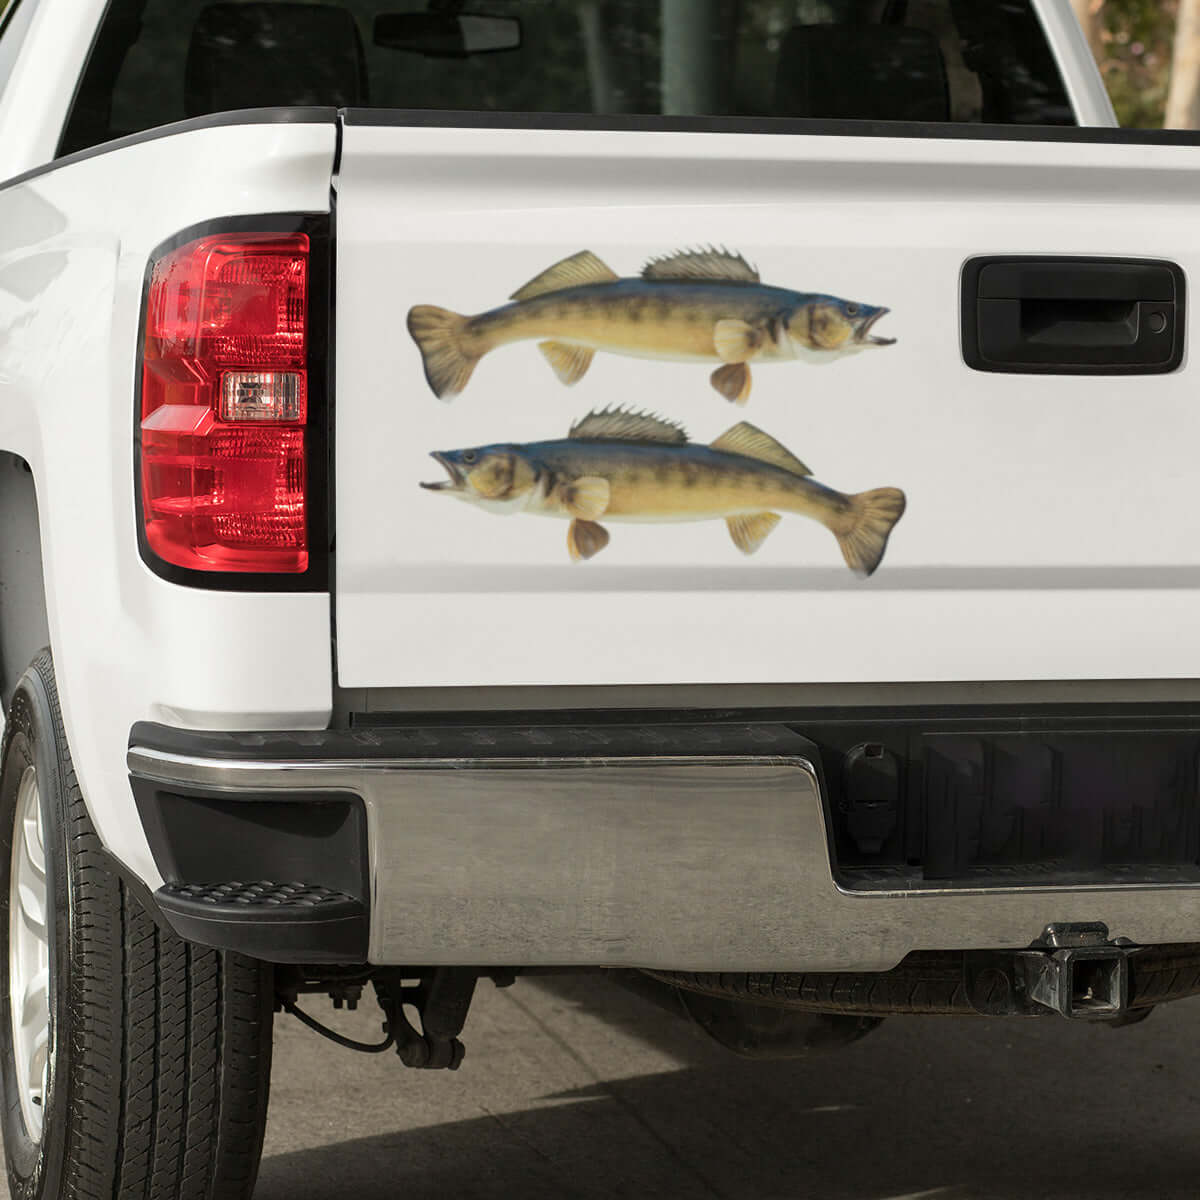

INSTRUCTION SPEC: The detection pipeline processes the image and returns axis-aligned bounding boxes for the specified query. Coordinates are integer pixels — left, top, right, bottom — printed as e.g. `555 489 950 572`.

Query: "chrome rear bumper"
127 722 1200 971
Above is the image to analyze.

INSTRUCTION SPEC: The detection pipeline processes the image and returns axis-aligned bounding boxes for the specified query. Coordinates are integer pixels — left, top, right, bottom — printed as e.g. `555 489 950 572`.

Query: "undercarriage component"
283 1001 396 1053
617 970 881 1058
275 964 372 1009
971 923 1138 1021
646 936 1200 1020
374 968 479 1070
275 965 395 1051
276 966 483 1067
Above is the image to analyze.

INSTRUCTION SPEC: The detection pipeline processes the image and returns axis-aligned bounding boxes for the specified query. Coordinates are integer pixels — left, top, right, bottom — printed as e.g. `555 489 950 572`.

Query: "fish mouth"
857 308 897 346
420 451 464 492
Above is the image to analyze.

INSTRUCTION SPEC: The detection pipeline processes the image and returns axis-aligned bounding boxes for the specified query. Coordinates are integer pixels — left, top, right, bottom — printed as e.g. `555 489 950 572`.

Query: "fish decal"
407 247 895 405
420 408 906 576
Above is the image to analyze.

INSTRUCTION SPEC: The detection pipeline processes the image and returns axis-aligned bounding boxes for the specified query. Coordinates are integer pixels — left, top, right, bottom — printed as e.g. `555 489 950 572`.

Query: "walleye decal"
407 247 896 405
420 408 907 576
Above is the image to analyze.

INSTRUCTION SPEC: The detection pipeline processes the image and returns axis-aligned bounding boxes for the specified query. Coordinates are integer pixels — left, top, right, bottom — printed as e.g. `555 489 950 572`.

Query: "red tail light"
139 232 310 574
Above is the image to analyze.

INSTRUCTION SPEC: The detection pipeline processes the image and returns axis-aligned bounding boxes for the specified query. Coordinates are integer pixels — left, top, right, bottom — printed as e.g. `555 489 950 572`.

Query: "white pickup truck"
3 0 1200 1195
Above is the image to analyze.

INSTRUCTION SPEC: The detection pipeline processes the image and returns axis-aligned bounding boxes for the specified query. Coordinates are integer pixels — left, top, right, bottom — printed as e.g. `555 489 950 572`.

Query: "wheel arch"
0 452 50 713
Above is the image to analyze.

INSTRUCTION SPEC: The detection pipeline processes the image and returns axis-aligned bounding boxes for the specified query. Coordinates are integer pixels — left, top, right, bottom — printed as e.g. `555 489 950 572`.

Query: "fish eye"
462 450 477 464
845 303 860 317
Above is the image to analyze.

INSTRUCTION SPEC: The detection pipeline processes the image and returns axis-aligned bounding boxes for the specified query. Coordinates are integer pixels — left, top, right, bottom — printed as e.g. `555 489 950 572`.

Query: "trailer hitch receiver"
963 923 1141 1020
1016 923 1135 1020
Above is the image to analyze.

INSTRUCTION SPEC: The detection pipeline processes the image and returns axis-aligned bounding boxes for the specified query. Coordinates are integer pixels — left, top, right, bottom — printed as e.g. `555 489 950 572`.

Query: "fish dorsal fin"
569 407 689 445
641 246 760 284
710 422 810 475
511 251 619 301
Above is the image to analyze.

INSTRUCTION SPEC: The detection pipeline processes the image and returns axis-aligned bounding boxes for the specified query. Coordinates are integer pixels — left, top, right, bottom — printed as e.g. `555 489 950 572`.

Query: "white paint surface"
0 121 338 883
335 125 1200 688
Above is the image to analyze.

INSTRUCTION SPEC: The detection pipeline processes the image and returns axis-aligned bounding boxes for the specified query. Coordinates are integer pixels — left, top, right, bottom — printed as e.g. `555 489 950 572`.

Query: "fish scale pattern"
6 651 273 1200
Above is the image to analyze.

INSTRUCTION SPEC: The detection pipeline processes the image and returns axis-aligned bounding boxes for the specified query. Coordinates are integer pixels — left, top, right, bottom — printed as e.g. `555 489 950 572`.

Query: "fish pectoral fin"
727 512 782 555
564 475 611 521
711 363 752 406
568 519 610 562
713 319 762 364
538 341 595 386
510 251 619 301
710 422 811 476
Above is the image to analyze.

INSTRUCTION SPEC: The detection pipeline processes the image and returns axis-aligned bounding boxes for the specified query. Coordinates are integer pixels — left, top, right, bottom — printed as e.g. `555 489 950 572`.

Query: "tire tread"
6 651 272 1200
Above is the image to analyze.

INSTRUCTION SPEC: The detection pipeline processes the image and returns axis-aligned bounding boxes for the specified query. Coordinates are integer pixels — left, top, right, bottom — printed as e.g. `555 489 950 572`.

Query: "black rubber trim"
153 893 367 963
133 212 331 592
159 881 361 920
130 779 368 897
129 765 370 962
131 700 1200 763
0 106 337 194
155 883 366 963
339 106 1200 146
128 719 818 762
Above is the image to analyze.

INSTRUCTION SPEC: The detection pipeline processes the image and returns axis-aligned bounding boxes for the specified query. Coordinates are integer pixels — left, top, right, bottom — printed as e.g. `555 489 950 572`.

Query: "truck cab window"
61 0 1074 156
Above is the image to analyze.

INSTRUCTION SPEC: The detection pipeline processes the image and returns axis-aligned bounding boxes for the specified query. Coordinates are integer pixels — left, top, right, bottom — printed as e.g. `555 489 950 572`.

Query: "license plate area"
822 719 1200 891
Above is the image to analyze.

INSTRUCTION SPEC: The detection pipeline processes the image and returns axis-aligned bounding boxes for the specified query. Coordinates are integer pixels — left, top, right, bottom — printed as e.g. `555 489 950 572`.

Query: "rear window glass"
62 0 1074 156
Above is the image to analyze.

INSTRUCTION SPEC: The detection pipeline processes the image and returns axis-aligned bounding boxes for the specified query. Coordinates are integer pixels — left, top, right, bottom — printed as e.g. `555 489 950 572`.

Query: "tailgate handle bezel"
962 256 1185 375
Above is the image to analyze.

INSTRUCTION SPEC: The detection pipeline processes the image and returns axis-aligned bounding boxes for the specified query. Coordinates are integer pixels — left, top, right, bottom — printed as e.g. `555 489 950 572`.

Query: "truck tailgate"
334 119 1200 690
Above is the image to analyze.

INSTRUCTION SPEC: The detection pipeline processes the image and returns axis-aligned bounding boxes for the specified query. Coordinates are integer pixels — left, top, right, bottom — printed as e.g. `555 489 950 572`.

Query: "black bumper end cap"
155 883 369 963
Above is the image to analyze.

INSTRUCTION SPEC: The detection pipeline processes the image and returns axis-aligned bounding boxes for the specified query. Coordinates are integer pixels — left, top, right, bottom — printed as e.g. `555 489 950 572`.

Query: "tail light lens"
139 232 310 574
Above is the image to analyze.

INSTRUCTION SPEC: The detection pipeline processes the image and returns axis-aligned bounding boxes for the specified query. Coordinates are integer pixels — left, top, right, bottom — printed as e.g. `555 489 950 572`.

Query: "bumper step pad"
156 881 367 963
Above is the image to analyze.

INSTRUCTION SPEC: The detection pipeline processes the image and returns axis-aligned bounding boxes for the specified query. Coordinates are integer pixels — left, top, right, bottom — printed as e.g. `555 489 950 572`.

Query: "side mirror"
373 12 522 58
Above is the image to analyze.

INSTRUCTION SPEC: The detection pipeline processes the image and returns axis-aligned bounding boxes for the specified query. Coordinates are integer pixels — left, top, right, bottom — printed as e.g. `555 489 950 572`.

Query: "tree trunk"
578 3 621 114
661 0 729 116
1167 0 1200 129
1070 0 1104 62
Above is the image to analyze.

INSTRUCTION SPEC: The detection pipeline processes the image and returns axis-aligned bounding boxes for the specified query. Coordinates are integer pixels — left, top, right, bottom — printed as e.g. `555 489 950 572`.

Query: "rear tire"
0 651 274 1200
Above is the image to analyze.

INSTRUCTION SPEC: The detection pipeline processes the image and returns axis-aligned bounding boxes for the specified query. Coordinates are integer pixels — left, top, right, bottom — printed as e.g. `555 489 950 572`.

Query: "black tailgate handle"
962 256 1185 375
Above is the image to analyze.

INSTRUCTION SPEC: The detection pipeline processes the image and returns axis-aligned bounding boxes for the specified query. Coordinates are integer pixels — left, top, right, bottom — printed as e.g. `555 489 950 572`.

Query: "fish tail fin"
407 305 480 399
835 488 907 577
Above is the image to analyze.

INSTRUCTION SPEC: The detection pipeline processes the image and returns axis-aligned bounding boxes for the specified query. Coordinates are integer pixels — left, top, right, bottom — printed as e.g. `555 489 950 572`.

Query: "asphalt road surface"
9 973 1200 1199
253 973 1197 1200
